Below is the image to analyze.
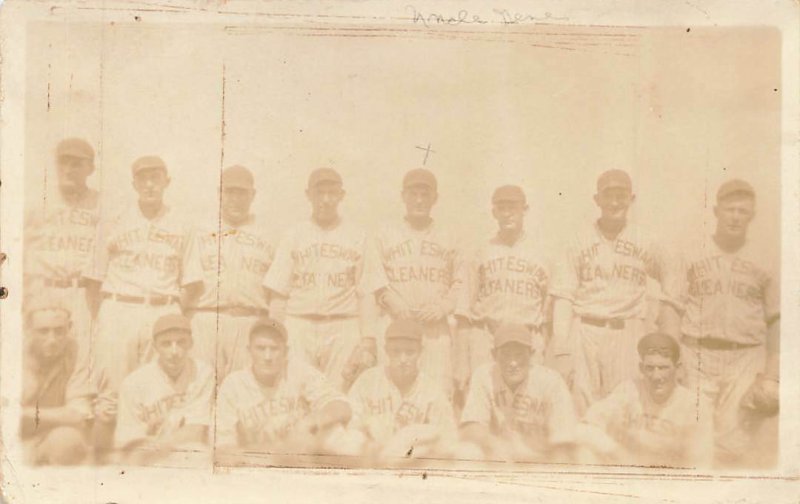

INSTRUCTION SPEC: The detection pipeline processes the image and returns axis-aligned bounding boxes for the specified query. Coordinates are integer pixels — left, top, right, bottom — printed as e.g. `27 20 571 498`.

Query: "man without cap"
549 169 680 413
459 324 577 462
348 319 458 463
114 314 214 465
21 297 94 465
184 165 275 379
374 169 464 399
577 333 713 467
455 185 551 403
25 138 101 354
263 168 385 391
83 156 202 446
675 180 780 468
215 317 355 457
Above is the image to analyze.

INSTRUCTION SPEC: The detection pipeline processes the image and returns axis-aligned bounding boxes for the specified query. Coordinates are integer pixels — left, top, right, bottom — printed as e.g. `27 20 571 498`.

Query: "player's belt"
102 292 179 306
292 313 354 321
682 335 761 351
43 277 89 289
580 316 626 330
481 319 541 335
189 306 269 317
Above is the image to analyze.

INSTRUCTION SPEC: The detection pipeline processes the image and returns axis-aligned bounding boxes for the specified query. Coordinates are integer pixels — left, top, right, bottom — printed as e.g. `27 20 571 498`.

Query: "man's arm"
548 297 575 386
268 291 288 322
21 405 88 434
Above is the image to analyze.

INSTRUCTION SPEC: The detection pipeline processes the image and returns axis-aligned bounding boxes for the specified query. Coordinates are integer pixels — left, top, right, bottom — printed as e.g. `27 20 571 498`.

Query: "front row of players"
23 298 718 468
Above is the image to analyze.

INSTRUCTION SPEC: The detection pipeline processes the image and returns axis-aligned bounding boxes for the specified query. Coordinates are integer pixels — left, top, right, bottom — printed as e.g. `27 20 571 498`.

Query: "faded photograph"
21 21 780 473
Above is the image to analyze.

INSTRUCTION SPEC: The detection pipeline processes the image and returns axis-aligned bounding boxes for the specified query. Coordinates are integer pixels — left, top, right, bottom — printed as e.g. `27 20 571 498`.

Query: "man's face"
494 342 531 388
594 187 634 222
306 182 344 223
714 195 755 240
249 332 288 382
154 330 192 379
221 185 255 224
639 353 678 403
133 167 170 205
402 185 437 220
28 309 71 363
56 155 93 192
386 338 422 384
492 200 527 233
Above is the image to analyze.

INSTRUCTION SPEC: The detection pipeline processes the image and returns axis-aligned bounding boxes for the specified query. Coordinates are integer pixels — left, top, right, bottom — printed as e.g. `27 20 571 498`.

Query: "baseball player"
374 169 464 398
578 333 713 468
348 319 458 462
215 317 355 456
677 180 779 468
459 324 577 463
263 168 385 391
548 169 680 413
454 185 550 400
24 138 100 353
184 165 274 379
83 155 201 448
21 296 94 465
115 314 213 465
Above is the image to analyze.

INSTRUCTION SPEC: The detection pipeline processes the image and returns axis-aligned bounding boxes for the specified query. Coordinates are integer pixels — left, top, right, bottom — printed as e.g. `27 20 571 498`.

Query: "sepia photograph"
1 0 798 503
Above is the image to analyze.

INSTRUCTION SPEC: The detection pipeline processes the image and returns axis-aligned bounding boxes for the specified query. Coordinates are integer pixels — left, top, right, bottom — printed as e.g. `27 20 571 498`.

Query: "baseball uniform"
187 217 274 378
84 204 201 400
263 219 385 390
678 236 779 465
115 358 213 450
215 357 346 452
457 232 550 377
581 379 713 467
24 189 100 353
374 219 463 397
460 362 577 458
551 222 679 411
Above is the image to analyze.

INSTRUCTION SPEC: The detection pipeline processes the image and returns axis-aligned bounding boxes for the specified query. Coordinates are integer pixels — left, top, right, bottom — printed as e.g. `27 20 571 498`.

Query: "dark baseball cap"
492 185 526 204
222 165 255 189
152 313 192 339
131 156 167 177
716 179 755 202
56 138 95 161
308 168 343 188
384 319 424 343
637 332 680 363
249 317 289 342
596 169 632 193
493 324 532 349
403 169 437 191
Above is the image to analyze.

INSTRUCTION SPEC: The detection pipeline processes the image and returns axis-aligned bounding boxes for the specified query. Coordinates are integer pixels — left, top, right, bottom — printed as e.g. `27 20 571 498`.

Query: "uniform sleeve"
214 377 241 449
181 362 214 427
114 380 148 448
454 246 479 320
302 363 347 411
357 233 389 297
545 371 578 445
263 230 294 296
459 366 492 426
346 373 369 432
63 349 95 418
650 239 684 311
442 238 467 315
83 216 112 283
180 223 203 287
428 388 458 436
549 239 579 302
763 267 780 321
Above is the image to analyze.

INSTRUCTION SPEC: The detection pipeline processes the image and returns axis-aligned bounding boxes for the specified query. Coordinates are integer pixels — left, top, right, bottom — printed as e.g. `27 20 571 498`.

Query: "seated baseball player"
114 313 214 465
215 317 355 457
577 333 713 468
21 297 94 465
459 324 577 463
348 319 458 464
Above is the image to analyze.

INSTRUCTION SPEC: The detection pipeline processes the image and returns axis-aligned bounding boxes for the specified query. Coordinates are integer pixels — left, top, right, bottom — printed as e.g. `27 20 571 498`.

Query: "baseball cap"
403 169 437 191
492 185 526 204
131 156 167 177
152 313 192 339
222 165 255 189
384 319 424 343
308 168 343 188
637 332 680 363
56 138 95 161
493 324 532 349
249 317 289 342
596 169 632 193
716 179 755 202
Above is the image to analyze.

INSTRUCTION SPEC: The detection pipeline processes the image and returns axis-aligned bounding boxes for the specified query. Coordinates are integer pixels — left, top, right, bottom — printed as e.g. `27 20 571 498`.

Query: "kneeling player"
348 319 457 464
115 314 214 465
216 317 355 458
459 324 577 463
578 333 713 468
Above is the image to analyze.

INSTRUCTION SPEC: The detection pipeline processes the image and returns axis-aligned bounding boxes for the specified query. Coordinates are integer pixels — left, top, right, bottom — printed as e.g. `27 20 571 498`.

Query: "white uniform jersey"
679 237 779 345
114 358 214 448
263 219 386 316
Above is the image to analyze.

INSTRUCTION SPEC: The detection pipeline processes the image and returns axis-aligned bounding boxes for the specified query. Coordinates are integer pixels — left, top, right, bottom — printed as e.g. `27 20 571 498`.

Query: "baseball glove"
740 374 779 417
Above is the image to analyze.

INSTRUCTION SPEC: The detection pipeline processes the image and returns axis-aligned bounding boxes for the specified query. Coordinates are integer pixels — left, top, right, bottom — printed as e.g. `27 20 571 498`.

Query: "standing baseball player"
548 169 680 413
454 185 550 400
83 155 201 446
459 324 577 463
348 319 457 462
677 180 779 468
263 168 385 391
184 165 274 379
25 138 100 353
578 333 713 467
374 169 464 398
115 314 214 465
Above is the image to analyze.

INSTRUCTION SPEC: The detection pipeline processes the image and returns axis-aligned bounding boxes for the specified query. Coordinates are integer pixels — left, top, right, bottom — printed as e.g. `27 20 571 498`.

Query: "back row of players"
22 138 779 468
